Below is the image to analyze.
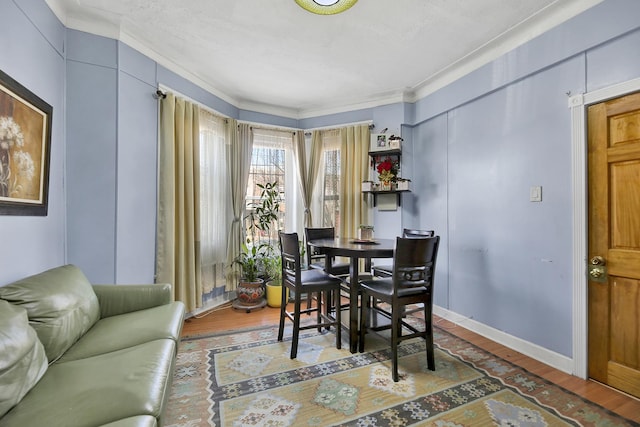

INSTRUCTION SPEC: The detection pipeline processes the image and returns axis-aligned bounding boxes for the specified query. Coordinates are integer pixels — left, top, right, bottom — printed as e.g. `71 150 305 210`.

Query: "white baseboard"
186 293 234 319
434 305 574 375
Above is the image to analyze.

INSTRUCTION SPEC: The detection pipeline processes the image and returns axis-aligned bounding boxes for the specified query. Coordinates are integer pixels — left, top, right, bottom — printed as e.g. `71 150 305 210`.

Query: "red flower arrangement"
376 157 399 183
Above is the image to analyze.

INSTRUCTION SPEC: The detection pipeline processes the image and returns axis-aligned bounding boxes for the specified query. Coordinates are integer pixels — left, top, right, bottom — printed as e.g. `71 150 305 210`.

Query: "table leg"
349 256 359 353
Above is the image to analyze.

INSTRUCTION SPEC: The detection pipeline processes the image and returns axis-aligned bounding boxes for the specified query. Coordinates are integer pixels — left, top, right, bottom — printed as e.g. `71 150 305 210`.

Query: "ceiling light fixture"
295 0 358 15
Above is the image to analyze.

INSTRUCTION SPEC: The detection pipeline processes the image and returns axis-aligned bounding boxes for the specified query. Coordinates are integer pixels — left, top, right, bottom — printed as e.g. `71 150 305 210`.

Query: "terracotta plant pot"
235 279 265 305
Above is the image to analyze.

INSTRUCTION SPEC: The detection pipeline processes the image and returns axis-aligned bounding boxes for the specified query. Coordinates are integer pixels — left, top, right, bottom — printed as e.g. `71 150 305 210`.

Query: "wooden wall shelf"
362 189 410 206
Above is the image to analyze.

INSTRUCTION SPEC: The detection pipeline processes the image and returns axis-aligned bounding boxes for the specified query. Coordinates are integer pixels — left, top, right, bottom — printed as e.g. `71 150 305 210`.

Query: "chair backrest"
280 231 302 288
392 236 440 296
403 228 435 238
304 227 336 266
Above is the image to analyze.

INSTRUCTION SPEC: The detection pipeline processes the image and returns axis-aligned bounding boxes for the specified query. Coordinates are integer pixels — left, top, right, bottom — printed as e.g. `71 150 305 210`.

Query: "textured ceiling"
45 0 602 118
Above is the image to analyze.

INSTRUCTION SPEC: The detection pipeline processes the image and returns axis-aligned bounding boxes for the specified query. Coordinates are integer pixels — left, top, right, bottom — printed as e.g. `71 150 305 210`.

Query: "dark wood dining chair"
278 231 343 359
304 227 350 276
304 227 351 313
371 228 435 277
358 235 440 382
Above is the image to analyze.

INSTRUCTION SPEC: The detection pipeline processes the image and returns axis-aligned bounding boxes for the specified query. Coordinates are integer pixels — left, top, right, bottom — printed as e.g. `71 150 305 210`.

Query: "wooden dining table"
307 237 395 353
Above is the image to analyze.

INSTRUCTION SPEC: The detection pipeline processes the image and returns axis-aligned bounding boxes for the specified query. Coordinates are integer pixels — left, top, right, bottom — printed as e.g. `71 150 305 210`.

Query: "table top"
308 237 395 258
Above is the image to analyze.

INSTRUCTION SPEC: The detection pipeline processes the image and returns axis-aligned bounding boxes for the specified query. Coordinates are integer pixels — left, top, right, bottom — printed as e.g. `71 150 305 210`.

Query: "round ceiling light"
295 0 358 15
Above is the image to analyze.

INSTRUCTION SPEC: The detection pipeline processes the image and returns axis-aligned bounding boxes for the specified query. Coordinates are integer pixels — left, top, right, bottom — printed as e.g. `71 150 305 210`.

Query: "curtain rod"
304 120 375 133
156 85 233 119
239 120 300 133
156 86 301 133
156 86 374 135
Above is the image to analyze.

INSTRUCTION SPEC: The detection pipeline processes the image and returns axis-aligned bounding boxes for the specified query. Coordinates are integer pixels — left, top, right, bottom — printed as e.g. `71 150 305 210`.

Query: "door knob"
588 256 607 282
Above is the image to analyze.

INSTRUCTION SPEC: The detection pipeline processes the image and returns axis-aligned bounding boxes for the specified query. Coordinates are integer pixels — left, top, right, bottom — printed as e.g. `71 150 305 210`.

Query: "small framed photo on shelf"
370 133 388 152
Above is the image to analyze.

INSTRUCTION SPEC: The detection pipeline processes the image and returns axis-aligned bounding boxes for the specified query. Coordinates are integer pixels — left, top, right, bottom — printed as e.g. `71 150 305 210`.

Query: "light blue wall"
3 0 640 358
0 0 66 284
66 33 118 283
403 0 640 357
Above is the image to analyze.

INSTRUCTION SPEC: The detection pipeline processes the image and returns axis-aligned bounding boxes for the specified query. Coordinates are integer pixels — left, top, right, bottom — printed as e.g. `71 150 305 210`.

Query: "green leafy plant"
263 253 282 285
242 180 282 283
246 181 281 245
234 241 269 282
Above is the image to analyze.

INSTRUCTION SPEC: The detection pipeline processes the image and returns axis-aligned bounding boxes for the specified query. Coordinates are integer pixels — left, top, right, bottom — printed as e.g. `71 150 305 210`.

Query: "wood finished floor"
181 303 640 423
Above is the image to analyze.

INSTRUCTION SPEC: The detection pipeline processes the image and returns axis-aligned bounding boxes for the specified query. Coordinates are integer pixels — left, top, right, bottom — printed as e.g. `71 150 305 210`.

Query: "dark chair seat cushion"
299 269 343 288
360 277 427 298
309 261 350 276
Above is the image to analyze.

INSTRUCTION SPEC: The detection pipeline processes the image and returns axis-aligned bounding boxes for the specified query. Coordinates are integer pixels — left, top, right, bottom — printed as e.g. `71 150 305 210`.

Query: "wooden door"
587 91 640 398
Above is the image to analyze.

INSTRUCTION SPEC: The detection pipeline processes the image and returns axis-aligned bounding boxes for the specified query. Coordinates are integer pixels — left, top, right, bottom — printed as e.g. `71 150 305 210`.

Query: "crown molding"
45 0 604 120
408 0 605 103
44 0 67 25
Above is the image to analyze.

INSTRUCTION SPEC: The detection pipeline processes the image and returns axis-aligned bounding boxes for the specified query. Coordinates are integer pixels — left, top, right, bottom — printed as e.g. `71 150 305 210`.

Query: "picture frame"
0 69 52 216
370 133 389 152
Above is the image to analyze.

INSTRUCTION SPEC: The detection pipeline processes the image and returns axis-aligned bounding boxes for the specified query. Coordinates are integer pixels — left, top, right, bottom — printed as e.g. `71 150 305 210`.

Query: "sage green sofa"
0 264 185 427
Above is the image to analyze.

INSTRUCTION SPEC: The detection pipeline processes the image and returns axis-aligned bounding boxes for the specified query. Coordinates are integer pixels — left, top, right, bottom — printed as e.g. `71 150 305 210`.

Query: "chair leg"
291 293 302 359
391 305 401 382
316 291 323 332
358 294 369 352
424 302 435 371
278 287 286 342
334 288 341 350
324 290 332 331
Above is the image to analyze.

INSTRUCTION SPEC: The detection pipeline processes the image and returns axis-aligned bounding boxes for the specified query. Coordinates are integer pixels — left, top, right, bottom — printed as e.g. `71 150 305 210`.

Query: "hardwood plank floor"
181 303 640 423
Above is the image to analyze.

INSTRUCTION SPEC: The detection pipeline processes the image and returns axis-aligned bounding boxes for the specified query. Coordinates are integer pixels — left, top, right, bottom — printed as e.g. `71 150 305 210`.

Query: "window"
199 110 231 299
313 129 342 230
245 128 302 247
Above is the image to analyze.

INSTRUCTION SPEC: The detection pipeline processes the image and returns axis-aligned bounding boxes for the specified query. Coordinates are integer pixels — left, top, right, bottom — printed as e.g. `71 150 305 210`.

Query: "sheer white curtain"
293 130 323 227
311 129 341 229
226 121 253 291
199 110 231 302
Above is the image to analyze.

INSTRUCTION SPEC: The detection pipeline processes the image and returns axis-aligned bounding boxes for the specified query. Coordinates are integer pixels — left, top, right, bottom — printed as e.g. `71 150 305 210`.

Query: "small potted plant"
233 241 268 309
264 253 288 307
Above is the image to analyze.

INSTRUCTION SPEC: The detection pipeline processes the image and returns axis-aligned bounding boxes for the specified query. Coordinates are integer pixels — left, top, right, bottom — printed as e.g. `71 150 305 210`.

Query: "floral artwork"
0 116 34 198
0 69 52 216
376 157 399 183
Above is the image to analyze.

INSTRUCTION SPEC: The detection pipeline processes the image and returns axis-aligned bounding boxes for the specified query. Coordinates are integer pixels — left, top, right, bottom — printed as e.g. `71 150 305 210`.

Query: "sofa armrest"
92 283 173 318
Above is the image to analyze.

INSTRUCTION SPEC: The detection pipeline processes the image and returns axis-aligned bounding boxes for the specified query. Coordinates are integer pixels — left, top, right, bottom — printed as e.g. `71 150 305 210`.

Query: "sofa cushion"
0 339 176 427
100 416 157 427
58 302 184 362
0 265 100 363
0 300 48 418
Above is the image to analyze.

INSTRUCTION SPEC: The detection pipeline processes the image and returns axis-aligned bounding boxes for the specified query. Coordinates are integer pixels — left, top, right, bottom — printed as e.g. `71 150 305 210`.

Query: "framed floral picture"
0 69 52 216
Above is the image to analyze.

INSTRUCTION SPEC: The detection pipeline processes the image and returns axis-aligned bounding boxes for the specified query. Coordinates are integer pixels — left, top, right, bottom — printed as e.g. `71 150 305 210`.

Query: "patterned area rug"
165 321 636 426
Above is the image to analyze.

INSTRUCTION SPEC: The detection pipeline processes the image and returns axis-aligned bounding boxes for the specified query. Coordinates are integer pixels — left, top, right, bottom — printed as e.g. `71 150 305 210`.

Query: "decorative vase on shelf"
380 181 391 191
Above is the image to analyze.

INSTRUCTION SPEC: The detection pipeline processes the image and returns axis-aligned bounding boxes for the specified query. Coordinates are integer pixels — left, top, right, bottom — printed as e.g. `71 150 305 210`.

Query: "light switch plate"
530 186 542 202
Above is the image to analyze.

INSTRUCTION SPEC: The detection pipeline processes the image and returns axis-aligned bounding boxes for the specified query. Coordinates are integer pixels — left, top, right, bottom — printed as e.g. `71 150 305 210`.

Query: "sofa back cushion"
0 265 100 363
0 300 48 417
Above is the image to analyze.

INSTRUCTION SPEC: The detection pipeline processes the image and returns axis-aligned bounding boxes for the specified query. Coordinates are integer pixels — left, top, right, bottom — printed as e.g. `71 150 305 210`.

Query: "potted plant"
233 180 282 311
232 241 268 310
263 253 288 307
